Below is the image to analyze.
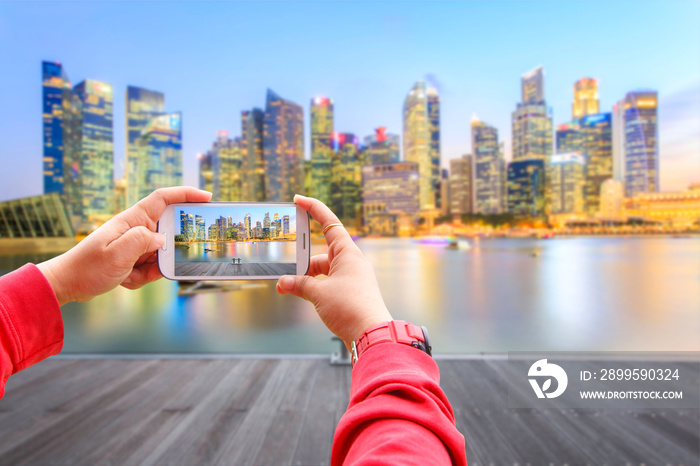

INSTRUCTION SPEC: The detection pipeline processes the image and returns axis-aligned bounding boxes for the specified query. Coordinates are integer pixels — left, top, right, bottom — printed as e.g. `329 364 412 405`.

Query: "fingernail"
154 232 165 248
199 189 213 196
278 275 295 291
293 194 306 203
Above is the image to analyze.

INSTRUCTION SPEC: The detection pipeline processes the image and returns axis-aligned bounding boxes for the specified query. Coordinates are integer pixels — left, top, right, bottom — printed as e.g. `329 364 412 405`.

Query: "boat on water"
446 238 470 250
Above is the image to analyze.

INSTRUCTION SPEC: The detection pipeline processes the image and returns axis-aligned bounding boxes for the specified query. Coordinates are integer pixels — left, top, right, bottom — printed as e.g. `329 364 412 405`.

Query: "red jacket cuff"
0 263 64 377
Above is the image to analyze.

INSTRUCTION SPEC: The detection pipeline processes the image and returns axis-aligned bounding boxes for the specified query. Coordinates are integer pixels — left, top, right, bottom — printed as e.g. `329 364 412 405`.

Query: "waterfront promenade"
175 262 296 277
0 356 697 465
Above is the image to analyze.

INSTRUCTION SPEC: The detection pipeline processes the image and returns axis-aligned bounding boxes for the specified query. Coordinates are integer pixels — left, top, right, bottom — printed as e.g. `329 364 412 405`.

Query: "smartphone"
157 202 310 280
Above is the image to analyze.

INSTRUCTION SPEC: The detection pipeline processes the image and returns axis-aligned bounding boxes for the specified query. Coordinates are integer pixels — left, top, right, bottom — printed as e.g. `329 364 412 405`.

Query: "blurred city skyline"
1 1 699 202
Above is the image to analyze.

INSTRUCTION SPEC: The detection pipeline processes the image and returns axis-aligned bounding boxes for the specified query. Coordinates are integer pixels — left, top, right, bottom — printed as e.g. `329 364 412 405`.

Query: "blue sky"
0 1 698 202
176 205 297 235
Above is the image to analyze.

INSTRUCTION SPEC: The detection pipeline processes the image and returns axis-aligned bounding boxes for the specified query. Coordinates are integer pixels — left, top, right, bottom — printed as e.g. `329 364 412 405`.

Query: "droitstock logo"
528 359 568 399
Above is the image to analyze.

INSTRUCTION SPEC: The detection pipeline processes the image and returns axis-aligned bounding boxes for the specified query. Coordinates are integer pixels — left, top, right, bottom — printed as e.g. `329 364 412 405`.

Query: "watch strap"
352 320 431 366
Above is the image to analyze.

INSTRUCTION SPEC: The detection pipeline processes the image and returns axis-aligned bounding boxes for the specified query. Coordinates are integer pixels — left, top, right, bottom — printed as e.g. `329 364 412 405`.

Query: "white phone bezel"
157 202 310 280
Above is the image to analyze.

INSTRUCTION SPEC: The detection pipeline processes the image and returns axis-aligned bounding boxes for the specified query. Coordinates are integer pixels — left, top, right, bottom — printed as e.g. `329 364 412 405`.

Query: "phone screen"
172 204 299 278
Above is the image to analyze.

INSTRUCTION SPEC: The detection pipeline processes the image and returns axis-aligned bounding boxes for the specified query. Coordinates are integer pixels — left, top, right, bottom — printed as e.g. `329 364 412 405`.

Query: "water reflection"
2 237 698 353
175 241 296 263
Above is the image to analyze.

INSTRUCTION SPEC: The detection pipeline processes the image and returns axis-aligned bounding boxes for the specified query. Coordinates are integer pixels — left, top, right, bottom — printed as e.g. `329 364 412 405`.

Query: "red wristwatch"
351 320 432 366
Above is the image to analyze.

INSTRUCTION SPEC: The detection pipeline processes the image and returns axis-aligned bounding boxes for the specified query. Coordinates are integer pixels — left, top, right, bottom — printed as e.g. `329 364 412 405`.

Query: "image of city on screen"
173 205 297 277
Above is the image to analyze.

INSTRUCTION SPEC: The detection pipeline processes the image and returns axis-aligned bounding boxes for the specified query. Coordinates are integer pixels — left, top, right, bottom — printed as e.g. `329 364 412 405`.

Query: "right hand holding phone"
276 195 393 349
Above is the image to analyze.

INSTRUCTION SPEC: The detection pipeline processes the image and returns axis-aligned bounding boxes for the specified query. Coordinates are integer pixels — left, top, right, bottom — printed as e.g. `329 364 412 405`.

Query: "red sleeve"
0 264 64 399
331 343 467 465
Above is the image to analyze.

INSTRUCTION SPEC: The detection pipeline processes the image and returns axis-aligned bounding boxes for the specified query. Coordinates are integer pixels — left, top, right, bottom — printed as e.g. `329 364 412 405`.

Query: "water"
1 236 698 354
175 241 296 263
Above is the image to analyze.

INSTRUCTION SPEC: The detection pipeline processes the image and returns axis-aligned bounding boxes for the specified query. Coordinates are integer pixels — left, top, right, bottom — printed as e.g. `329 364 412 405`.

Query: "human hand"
276 195 392 348
37 186 212 306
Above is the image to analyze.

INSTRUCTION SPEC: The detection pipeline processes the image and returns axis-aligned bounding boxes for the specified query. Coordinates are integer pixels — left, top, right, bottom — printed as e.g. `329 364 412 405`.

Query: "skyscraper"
362 162 420 218
198 152 213 193
125 86 165 206
364 127 400 165
581 113 613 215
623 91 659 197
548 152 585 215
449 155 473 216
208 131 242 201
195 215 205 240
472 115 504 214
403 81 439 210
555 122 582 154
263 89 304 201
507 159 546 218
572 78 599 120
42 61 83 225
612 98 626 183
512 69 552 161
427 88 442 208
521 66 545 105
135 112 182 202
331 133 363 224
42 61 70 195
73 79 114 220
241 108 265 201
310 97 334 205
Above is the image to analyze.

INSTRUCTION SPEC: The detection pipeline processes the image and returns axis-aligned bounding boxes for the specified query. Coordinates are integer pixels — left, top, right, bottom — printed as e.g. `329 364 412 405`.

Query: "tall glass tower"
73 79 114 220
331 133 362 224
555 122 582 153
507 159 546 218
427 88 441 208
472 115 503 214
241 108 265 201
403 81 436 210
624 91 659 197
581 113 613 215
310 97 334 206
42 61 70 195
364 127 400 165
136 113 183 202
263 89 304 202
572 78 600 120
125 86 165 206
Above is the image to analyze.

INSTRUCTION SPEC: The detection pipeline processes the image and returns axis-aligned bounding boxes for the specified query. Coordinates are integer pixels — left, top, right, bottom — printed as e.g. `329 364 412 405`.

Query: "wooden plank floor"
175 262 296 277
0 358 697 465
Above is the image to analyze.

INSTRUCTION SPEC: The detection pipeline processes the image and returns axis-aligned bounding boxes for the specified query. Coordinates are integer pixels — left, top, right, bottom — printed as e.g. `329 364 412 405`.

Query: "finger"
276 274 319 302
135 186 212 225
307 254 330 277
123 262 162 288
293 194 353 248
106 226 165 265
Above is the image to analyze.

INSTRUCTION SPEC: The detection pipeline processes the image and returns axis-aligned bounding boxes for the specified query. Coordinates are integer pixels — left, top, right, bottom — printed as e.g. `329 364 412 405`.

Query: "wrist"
350 319 432 366
37 258 70 306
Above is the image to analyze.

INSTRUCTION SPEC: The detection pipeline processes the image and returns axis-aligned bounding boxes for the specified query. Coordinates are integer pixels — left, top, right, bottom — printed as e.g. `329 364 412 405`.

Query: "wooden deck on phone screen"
175 262 296 277
0 356 697 465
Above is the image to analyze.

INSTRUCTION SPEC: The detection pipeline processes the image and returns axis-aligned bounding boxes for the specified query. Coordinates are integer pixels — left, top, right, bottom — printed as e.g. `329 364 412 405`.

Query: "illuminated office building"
195 215 205 240
135 113 182 202
73 79 114 221
207 131 242 201
449 155 473 216
581 113 613 215
521 66 545 104
472 115 504 214
244 213 252 239
555 122 582 153
263 212 271 239
42 61 71 195
507 159 545 218
186 214 194 240
41 61 83 226
623 91 658 197
427 88 442 208
263 89 304 201
403 81 439 210
364 127 400 165
548 152 585 215
439 169 450 217
623 187 700 228
0 193 74 241
331 133 363 224
572 78 599 120
310 97 334 205
362 162 419 218
282 215 290 236
241 108 265 201
512 67 552 162
612 98 626 182
125 86 165 206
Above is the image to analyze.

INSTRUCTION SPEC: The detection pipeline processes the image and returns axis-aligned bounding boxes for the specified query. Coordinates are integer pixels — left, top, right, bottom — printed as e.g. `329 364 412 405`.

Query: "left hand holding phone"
38 187 212 306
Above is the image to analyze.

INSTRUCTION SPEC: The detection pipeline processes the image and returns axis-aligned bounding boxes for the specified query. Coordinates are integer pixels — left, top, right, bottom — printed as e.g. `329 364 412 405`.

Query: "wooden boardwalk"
0 357 697 465
175 262 296 277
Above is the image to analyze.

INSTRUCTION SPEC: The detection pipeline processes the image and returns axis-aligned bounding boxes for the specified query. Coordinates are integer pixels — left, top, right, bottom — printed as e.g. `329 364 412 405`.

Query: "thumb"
108 226 165 263
276 275 319 302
